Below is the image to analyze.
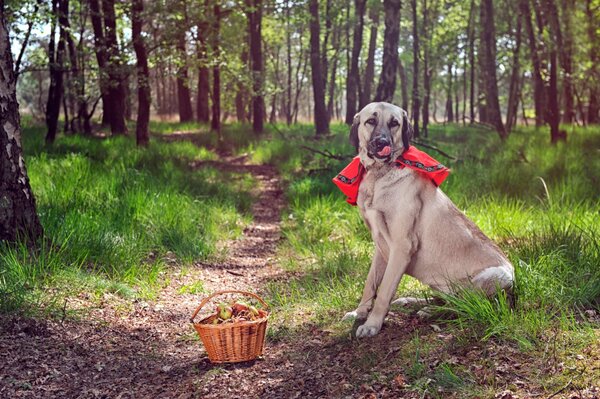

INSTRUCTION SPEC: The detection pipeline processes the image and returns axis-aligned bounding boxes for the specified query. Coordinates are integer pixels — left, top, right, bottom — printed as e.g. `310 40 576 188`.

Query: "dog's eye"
389 119 399 128
366 118 376 126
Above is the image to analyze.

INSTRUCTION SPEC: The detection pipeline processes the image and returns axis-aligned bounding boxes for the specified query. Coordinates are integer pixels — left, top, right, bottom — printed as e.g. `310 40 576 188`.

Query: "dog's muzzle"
368 136 393 160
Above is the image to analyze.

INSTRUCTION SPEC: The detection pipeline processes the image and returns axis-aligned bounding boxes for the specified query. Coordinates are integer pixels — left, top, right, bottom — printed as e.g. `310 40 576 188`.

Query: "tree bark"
346 0 365 123
520 0 546 127
360 1 379 109
327 27 340 120
421 0 431 136
285 0 293 125
0 5 43 242
45 0 67 144
374 0 401 103
176 27 194 122
101 0 128 135
211 4 221 134
544 0 565 142
446 63 454 123
132 0 150 146
479 0 507 138
411 0 420 137
248 0 265 133
197 5 210 123
506 13 522 132
235 47 248 123
586 0 599 124
88 0 111 127
309 0 329 136
468 0 475 123
398 60 408 111
559 0 574 123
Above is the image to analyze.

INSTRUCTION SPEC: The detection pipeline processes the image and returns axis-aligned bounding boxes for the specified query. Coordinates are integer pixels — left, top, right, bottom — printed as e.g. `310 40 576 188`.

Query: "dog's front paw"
342 310 367 322
355 323 381 338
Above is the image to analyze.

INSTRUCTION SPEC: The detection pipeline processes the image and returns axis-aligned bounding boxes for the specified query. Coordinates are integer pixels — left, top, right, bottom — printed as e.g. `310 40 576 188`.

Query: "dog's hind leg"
391 297 429 307
342 247 387 322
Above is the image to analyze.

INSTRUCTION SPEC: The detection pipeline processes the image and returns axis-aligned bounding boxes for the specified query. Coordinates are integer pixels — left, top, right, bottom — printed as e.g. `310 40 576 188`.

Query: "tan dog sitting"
333 102 514 338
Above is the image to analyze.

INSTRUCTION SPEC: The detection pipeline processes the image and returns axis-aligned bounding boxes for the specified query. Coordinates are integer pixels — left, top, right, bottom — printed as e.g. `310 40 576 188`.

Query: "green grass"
0 119 255 314
261 123 600 345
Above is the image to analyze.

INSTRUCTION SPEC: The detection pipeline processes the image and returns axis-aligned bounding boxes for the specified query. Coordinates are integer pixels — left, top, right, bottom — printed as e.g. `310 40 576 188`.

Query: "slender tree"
211 3 221 133
506 13 523 132
45 0 66 144
360 1 380 109
309 0 329 135
0 4 43 242
176 2 194 123
411 0 420 137
102 0 128 135
132 0 150 146
520 0 546 127
585 0 598 124
248 0 265 133
374 0 401 102
479 0 506 138
345 0 366 123
197 2 210 123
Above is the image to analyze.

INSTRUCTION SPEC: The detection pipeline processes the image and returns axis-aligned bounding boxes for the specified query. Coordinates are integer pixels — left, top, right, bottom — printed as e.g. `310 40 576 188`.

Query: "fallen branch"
411 140 457 161
299 145 352 161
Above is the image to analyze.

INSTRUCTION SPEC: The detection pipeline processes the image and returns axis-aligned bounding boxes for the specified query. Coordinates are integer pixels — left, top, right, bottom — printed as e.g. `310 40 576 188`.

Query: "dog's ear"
349 114 360 153
401 111 413 151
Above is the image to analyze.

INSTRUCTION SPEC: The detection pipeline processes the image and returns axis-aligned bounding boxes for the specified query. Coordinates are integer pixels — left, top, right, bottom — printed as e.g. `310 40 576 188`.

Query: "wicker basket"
190 290 269 363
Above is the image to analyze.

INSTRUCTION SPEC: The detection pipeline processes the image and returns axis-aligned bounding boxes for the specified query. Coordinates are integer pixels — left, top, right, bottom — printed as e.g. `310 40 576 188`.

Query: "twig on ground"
546 378 573 399
411 140 457 160
299 145 353 161
226 270 245 277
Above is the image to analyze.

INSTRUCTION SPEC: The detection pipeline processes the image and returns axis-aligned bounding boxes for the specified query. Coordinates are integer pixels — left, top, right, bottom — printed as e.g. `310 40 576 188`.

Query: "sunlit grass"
1 124 255 314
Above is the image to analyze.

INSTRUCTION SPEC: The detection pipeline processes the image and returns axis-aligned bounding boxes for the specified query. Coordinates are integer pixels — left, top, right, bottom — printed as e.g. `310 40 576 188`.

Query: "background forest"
1 0 599 398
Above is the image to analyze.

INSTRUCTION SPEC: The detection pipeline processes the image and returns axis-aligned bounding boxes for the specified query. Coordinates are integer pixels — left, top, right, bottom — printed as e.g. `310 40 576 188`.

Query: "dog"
336 102 514 338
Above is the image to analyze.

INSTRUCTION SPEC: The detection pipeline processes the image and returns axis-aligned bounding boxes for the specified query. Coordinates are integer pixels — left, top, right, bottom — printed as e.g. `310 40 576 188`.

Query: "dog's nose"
374 136 391 151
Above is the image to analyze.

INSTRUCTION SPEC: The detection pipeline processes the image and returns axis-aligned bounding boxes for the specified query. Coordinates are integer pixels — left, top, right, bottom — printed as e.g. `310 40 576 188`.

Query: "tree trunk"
397 60 408 111
45 0 67 144
176 32 194 122
544 0 565 142
520 0 546 127
132 0 150 146
446 63 454 123
468 0 475 123
479 0 506 138
559 0 574 123
285 0 292 124
506 13 522 132
422 0 431 136
309 0 329 136
102 0 127 135
89 0 111 127
360 2 379 109
248 0 265 133
235 47 248 123
211 4 221 134
197 6 210 123
374 0 401 102
327 27 340 120
586 0 599 124
0 5 43 242
411 0 420 137
346 0 366 123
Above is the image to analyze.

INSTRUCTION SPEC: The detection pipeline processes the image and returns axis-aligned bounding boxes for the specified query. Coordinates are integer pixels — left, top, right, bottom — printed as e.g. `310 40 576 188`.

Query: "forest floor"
2 128 599 399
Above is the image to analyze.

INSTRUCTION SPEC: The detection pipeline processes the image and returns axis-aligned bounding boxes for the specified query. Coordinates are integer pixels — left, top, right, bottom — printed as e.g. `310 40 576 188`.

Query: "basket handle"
190 290 269 323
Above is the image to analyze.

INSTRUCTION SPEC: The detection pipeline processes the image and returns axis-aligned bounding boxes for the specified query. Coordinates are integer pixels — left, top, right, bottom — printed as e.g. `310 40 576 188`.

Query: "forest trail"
0 150 295 398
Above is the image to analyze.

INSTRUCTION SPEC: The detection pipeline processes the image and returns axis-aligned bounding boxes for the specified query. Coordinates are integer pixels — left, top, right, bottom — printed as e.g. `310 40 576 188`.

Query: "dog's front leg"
342 246 387 321
355 248 412 338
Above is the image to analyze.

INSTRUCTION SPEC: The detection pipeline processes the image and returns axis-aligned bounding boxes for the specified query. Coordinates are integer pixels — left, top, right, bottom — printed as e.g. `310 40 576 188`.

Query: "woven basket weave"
190 290 269 363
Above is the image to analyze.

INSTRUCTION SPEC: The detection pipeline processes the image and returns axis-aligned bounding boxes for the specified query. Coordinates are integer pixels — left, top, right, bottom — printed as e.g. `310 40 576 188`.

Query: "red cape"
332 146 450 206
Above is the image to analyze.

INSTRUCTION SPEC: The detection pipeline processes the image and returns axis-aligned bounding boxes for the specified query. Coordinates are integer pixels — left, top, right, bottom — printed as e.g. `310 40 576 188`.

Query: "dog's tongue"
377 146 391 157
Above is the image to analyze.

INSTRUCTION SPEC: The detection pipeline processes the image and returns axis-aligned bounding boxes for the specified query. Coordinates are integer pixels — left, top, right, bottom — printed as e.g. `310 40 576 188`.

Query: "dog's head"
349 102 413 165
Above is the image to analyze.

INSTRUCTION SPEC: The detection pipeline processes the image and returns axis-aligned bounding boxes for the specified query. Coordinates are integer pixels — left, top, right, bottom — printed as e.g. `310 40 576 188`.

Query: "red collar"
332 146 450 206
